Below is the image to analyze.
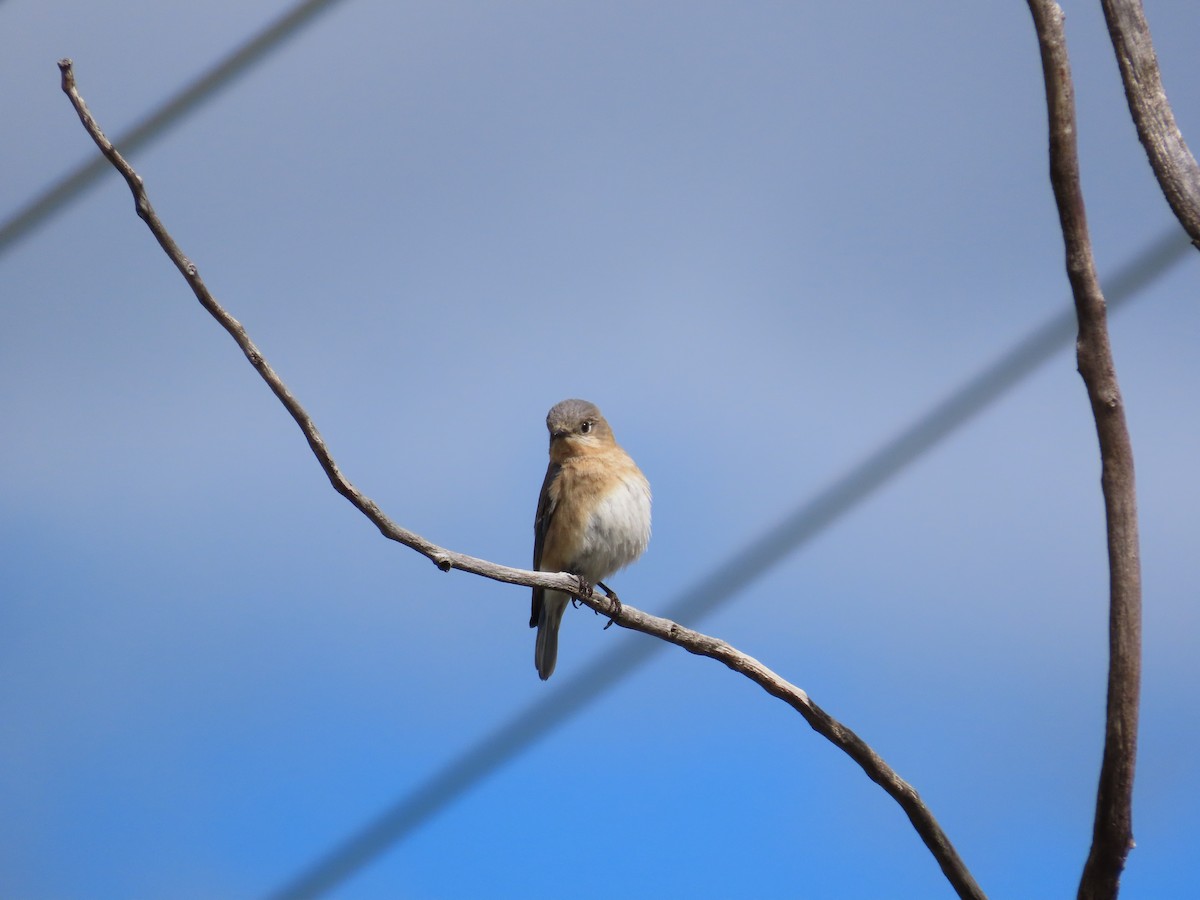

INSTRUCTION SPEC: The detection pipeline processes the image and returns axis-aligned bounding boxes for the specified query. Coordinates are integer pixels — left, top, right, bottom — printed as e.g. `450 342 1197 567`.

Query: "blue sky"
3 1 1199 897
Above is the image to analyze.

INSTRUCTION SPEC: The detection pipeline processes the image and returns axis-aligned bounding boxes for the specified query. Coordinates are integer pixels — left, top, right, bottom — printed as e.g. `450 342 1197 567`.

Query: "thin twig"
1100 0 1200 250
57 58 985 899
1023 7 1144 900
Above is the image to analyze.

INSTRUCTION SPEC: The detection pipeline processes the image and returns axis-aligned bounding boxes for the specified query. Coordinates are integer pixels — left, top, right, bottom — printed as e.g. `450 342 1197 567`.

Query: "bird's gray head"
545 398 612 447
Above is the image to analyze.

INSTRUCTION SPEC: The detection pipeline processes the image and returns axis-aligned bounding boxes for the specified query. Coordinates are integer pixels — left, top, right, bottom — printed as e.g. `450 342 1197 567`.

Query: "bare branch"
1023 7 1144 900
57 58 985 899
1100 0 1200 249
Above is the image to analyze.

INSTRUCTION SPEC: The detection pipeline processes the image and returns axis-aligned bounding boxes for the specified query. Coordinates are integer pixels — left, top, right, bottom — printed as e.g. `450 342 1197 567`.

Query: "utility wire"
267 227 1194 900
0 0 350 259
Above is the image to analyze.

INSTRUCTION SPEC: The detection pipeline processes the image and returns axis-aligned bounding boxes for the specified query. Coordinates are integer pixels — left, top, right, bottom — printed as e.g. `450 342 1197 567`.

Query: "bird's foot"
596 580 622 629
570 576 593 609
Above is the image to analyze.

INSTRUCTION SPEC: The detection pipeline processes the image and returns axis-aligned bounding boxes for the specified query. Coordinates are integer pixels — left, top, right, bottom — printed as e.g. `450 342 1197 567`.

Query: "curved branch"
1024 7 1143 900
57 58 985 900
1100 0 1200 249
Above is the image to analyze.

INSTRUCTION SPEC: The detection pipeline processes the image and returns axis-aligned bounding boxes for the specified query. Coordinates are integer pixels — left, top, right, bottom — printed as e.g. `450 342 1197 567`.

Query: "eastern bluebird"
530 399 651 680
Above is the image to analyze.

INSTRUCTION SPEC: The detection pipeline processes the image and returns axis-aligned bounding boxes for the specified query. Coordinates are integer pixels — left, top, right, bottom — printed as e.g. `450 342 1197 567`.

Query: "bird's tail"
535 592 569 680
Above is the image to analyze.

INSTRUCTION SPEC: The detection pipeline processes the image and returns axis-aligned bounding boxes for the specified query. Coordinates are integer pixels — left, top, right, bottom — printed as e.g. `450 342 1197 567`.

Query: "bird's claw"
568 577 621 627
570 576 593 609
596 580 622 629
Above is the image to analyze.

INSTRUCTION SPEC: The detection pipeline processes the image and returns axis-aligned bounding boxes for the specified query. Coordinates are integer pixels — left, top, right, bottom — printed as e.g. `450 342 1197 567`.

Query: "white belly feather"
570 474 652 582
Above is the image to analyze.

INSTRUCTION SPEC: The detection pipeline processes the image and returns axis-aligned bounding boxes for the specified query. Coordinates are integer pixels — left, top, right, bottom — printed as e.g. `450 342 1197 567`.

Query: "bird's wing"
530 461 561 628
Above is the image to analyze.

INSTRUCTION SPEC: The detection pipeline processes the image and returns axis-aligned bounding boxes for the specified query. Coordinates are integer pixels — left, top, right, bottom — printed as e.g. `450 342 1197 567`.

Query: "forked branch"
57 59 984 899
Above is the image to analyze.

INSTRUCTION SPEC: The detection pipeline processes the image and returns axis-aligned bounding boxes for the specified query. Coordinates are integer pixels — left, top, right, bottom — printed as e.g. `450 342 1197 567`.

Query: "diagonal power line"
0 0 350 259
267 227 1194 900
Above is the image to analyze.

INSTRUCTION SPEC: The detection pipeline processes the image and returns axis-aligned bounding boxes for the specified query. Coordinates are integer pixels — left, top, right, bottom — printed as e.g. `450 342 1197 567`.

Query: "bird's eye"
580 421 594 434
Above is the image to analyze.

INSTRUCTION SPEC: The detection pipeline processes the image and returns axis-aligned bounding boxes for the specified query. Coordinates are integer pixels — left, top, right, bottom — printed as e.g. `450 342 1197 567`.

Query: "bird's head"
546 398 614 459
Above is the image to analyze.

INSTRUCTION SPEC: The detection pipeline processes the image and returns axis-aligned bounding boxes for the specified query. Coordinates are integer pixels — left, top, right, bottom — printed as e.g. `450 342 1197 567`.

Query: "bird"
530 399 651 680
